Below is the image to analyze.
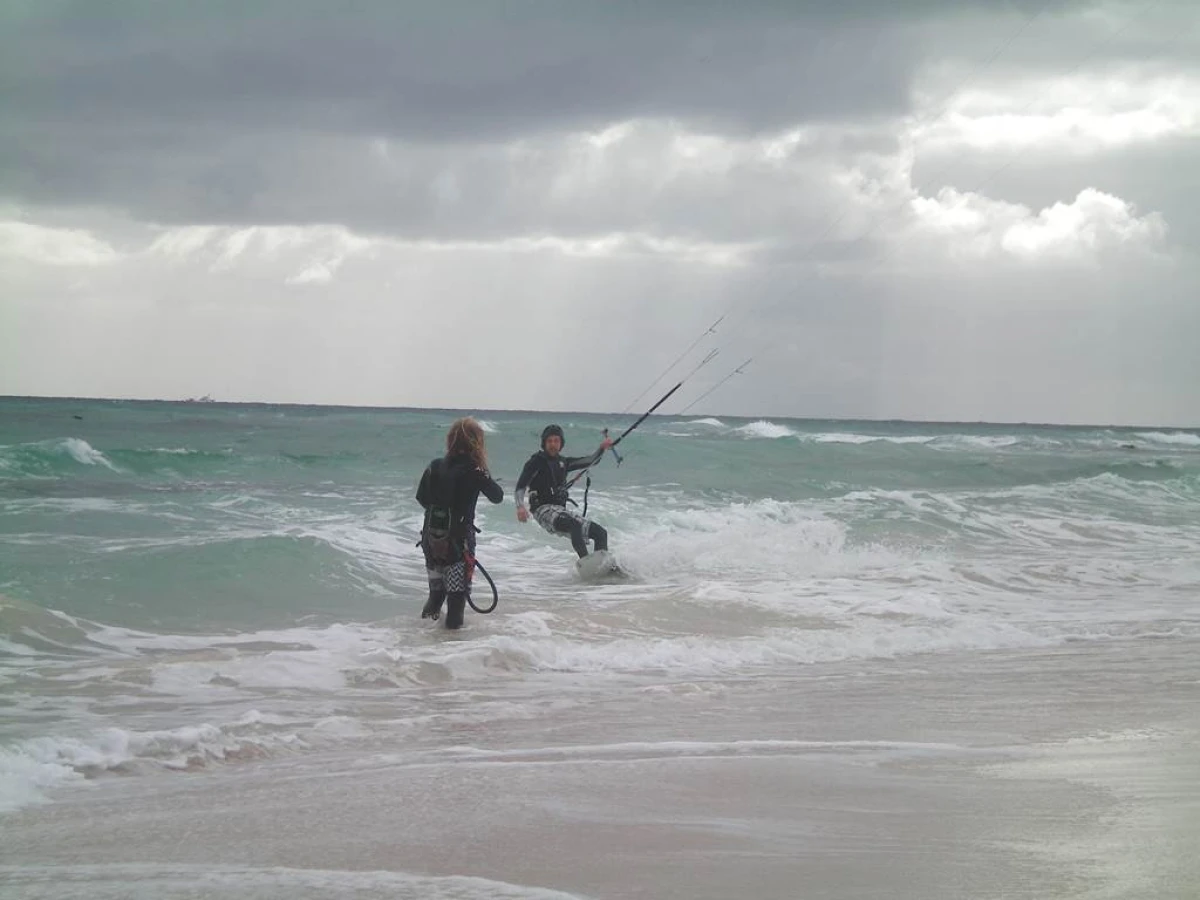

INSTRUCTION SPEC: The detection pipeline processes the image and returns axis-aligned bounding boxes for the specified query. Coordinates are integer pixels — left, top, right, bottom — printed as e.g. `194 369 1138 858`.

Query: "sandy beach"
3 637 1196 900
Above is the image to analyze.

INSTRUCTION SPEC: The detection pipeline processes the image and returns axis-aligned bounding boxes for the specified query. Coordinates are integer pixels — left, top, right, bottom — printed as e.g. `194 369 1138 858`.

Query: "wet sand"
2 638 1197 899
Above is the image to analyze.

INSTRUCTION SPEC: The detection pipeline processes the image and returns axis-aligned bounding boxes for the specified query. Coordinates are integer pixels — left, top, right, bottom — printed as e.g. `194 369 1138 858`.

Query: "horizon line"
2 393 1197 433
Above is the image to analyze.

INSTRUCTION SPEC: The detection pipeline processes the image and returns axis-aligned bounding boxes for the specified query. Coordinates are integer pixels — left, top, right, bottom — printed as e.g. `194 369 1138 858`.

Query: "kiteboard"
575 549 627 580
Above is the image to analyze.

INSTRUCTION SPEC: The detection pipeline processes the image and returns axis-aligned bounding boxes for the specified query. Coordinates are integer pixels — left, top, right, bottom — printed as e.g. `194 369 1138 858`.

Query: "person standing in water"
416 417 503 629
514 424 613 558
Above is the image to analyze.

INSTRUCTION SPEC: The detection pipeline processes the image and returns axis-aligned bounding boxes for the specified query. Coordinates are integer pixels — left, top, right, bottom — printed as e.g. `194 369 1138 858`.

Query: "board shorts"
424 534 475 594
533 504 591 541
427 560 471 594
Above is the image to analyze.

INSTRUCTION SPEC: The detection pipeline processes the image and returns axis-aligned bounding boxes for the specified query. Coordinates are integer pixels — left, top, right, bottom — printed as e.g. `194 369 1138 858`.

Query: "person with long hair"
415 417 503 629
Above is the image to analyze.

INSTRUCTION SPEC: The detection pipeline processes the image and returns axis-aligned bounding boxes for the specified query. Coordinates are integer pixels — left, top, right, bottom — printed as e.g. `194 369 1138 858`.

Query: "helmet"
540 424 565 449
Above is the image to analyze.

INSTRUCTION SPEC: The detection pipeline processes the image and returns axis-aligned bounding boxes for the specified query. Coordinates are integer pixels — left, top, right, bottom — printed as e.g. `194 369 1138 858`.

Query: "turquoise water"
1 395 1199 820
3 396 1199 631
4 397 1196 630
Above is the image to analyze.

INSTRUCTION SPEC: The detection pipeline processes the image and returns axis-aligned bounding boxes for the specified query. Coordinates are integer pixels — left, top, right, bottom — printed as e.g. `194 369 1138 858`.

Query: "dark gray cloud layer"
2 0 1144 227
5 3 924 137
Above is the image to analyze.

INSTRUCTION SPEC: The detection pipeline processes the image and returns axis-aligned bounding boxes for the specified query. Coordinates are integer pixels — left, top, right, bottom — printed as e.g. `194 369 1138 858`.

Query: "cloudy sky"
2 1 1198 425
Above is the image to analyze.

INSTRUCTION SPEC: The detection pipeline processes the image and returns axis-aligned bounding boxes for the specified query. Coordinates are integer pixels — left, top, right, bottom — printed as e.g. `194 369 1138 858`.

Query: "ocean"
1 396 1197 899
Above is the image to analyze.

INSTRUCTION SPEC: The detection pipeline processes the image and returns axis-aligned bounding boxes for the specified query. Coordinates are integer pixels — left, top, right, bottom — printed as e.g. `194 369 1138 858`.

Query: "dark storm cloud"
3 1 926 138
0 0 1110 226
6 1 1181 143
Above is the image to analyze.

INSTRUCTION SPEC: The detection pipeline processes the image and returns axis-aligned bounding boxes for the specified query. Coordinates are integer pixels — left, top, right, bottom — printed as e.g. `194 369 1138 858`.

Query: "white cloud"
0 221 121 266
908 186 1168 262
145 225 222 260
285 260 342 286
1001 188 1168 258
394 232 756 266
141 224 374 285
150 224 370 265
136 217 758 284
913 71 1200 156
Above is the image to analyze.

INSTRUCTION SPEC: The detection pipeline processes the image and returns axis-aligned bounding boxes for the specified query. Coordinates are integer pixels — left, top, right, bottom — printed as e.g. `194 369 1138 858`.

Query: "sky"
2 0 1198 425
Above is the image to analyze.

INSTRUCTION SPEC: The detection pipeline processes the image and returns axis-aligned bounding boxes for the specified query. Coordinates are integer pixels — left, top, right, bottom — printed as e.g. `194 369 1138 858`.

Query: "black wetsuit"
415 453 503 627
515 447 608 557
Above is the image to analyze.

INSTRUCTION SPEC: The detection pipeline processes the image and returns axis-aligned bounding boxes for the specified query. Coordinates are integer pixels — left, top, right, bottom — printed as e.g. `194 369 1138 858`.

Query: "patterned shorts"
427 559 471 594
533 504 591 540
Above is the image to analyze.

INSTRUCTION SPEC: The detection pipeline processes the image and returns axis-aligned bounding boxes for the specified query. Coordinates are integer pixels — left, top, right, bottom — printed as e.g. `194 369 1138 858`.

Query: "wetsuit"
514 446 609 558
415 453 503 628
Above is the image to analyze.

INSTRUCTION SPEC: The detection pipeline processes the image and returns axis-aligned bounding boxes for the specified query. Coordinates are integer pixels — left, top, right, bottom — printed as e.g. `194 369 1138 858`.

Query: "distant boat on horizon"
183 395 215 403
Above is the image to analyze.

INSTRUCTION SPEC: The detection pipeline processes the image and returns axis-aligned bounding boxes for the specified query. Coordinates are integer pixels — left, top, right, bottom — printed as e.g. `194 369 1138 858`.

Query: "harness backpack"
421 458 465 565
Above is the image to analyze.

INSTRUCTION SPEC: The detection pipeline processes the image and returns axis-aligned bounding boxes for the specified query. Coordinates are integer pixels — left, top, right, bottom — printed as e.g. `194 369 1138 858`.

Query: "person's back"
418 451 497 554
416 418 502 629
